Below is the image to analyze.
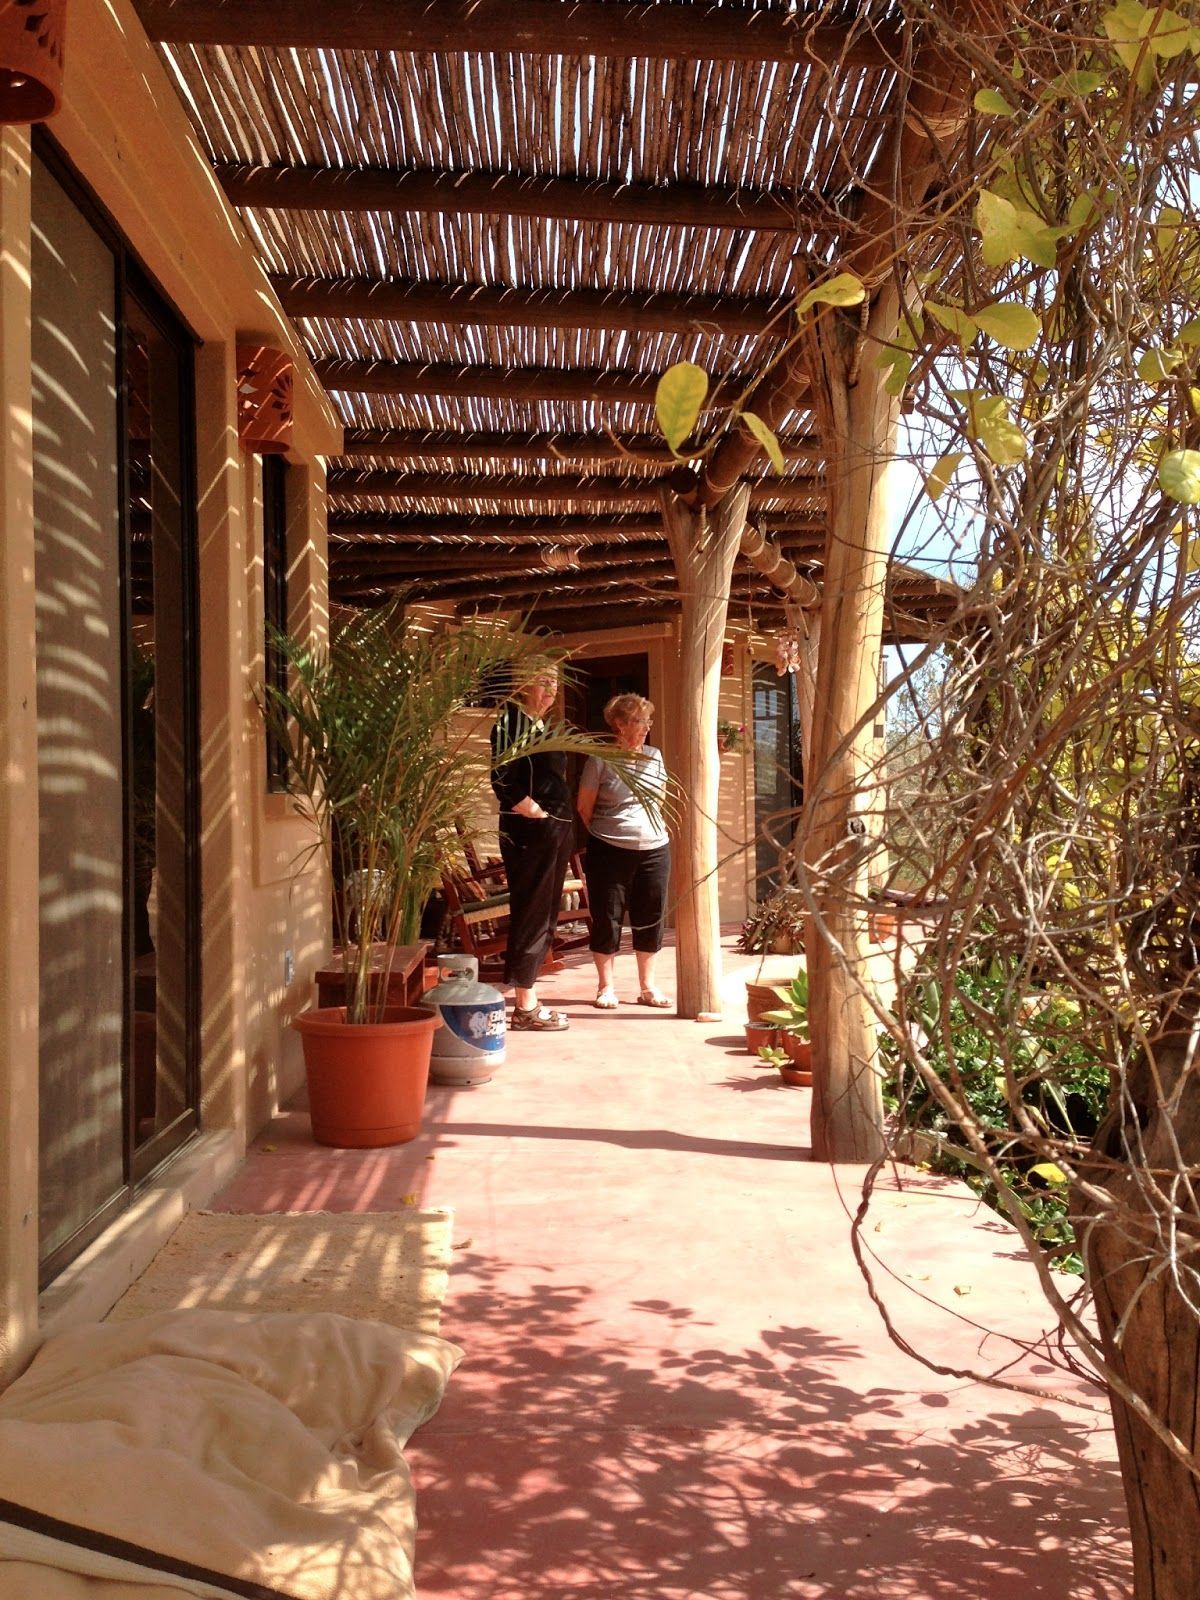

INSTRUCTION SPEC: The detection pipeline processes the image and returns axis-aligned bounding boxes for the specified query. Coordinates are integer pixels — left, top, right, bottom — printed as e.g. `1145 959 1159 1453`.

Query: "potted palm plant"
261 602 645 1147
760 972 811 1086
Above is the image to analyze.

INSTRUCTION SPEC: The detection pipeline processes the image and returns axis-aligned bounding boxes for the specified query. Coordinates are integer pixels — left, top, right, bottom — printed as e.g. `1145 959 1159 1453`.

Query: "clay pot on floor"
293 1005 439 1147
745 1022 780 1055
779 1034 813 1087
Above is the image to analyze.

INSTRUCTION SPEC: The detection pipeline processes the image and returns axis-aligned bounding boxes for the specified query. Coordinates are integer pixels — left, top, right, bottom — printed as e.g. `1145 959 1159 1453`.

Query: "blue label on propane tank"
442 1004 505 1052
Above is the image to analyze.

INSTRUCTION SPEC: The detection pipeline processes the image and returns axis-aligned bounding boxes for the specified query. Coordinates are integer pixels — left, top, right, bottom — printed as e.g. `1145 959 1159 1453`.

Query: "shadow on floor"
413 1261 1129 1600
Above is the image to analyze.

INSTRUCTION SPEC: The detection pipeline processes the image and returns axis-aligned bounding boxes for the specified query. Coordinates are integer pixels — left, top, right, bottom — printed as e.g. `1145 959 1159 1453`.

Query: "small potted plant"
716 719 745 754
737 887 809 956
761 971 811 1085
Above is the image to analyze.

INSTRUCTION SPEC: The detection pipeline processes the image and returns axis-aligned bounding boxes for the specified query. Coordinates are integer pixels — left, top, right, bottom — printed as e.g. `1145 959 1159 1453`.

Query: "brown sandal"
637 990 672 1009
510 1004 570 1032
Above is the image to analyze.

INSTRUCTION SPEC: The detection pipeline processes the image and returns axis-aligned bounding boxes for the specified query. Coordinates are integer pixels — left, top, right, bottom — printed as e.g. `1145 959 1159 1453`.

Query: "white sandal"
594 988 619 1009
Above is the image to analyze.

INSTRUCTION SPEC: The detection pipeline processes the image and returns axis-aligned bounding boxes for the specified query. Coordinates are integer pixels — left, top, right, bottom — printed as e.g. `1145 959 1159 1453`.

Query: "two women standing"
491 676 673 1027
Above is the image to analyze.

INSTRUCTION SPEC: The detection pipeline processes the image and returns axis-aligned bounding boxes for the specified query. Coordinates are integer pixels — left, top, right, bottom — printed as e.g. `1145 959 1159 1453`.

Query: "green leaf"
1044 69 1109 97
974 88 1015 115
975 189 1066 269
978 413 1028 466
926 301 978 350
1189 387 1200 417
925 452 965 502
1178 318 1200 347
1067 190 1102 230
655 361 708 452
878 347 913 398
1138 347 1183 382
1160 448 1200 503
738 411 786 473
1143 4 1193 57
973 302 1042 351
796 272 866 319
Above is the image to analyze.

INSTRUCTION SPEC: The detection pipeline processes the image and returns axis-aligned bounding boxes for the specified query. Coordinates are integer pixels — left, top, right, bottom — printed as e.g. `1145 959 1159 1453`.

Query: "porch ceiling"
135 0 962 642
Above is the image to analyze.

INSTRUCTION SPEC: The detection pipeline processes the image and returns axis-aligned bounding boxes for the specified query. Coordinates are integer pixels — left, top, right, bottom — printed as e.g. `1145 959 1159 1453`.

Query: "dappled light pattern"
414 1264 1128 1600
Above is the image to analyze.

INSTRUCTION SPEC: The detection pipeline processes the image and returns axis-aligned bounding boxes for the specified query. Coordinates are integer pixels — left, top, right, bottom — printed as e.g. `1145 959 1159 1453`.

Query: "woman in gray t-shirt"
577 693 672 1010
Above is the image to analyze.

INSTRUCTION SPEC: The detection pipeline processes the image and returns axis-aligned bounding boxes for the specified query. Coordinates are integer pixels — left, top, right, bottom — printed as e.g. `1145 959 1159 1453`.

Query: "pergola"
135 0 981 1160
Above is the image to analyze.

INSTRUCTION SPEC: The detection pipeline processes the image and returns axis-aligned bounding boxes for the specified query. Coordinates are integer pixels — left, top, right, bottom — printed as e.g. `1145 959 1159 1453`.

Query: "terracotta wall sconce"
0 0 66 123
236 344 294 456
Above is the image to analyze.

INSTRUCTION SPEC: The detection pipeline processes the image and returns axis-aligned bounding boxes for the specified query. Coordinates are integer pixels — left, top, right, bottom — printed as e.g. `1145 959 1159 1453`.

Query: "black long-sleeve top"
490 701 570 820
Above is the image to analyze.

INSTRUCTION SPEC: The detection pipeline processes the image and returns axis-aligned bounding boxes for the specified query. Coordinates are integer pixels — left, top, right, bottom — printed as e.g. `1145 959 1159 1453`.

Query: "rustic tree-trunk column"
661 483 749 1017
793 612 821 781
803 284 902 1162
1075 1017 1200 1600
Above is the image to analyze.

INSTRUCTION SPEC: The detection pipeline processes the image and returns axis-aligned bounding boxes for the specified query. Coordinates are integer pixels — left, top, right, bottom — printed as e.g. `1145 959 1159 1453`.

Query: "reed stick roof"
137 0 954 641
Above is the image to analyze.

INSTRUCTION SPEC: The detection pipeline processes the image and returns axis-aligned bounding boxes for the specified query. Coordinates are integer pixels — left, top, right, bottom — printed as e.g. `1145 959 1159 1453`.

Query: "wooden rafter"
327 469 822 508
274 276 788 338
220 165 837 234
137 1 900 70
337 428 822 466
315 358 670 405
329 514 666 545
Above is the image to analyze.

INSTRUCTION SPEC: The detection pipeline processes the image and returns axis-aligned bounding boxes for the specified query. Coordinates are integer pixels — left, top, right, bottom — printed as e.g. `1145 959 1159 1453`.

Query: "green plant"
760 971 810 1042
260 602 645 1024
756 1044 788 1069
716 719 745 752
882 960 1108 1273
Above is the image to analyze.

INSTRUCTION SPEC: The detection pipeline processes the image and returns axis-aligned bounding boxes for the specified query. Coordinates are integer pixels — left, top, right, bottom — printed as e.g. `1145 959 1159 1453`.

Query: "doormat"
107 1208 454 1335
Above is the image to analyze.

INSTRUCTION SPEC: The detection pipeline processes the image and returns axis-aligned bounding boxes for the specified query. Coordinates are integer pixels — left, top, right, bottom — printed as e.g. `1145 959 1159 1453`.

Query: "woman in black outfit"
490 664 574 1031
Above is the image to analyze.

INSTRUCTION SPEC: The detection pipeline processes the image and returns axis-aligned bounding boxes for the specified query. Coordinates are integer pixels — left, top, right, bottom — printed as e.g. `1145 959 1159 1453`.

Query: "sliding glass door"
33 145 200 1283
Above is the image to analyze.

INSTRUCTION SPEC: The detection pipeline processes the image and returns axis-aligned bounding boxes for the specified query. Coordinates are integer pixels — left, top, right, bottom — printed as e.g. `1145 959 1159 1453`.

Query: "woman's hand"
512 795 548 819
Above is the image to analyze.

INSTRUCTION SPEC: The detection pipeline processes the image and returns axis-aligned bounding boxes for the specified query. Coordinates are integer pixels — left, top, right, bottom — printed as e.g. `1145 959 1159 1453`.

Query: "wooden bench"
441 849 591 978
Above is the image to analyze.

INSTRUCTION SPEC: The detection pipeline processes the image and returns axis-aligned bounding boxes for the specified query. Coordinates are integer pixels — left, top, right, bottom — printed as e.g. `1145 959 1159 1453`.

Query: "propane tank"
422 953 506 1086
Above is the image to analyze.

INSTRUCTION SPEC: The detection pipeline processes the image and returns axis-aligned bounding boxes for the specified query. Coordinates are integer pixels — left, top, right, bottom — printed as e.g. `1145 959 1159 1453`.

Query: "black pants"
499 815 574 988
584 835 671 955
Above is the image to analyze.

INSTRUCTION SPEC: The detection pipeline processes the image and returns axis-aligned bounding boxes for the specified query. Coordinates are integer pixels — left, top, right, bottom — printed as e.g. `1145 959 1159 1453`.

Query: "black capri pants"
499 814 575 988
584 834 671 955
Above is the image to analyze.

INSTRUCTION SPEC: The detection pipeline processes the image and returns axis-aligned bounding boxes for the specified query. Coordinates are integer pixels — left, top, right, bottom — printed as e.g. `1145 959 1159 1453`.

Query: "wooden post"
803 284 903 1163
661 483 749 1018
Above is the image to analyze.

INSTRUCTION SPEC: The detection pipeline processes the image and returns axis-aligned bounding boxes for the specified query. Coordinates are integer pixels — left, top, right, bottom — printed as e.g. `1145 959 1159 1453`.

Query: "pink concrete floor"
215 940 1131 1599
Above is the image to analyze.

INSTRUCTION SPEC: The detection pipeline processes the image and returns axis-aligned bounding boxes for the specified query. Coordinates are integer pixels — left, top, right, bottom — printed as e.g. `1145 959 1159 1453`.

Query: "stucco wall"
0 0 340 1378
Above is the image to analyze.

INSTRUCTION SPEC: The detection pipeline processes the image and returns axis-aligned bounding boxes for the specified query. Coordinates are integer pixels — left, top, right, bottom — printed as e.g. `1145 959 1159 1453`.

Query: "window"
262 454 290 793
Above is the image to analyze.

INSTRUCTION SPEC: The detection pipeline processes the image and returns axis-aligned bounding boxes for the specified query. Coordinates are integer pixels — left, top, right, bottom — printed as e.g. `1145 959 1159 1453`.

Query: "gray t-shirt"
580 745 669 851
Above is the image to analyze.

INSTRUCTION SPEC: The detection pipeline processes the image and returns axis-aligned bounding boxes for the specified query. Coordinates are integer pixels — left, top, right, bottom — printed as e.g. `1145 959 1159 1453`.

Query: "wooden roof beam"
219 165 837 234
275 276 789 339
138 2 901 71
327 469 822 508
337 428 822 466
329 513 825 546
315 358 665 405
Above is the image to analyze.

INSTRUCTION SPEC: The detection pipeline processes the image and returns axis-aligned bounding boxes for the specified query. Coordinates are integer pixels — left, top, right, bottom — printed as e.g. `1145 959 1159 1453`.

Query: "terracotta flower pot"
744 1022 780 1055
293 1005 439 1148
745 982 783 1025
779 1035 812 1086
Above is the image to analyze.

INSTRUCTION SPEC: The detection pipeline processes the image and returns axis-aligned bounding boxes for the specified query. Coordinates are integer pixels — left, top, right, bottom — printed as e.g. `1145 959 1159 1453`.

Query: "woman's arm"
576 781 599 830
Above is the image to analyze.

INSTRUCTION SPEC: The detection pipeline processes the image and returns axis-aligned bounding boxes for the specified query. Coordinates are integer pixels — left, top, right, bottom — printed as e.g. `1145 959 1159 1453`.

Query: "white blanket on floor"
0 1310 462 1600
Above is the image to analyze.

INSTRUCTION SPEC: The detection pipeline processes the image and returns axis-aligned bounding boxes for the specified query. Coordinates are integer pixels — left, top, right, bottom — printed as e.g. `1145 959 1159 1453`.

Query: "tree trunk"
1075 1021 1200 1599
802 286 902 1163
661 483 748 1017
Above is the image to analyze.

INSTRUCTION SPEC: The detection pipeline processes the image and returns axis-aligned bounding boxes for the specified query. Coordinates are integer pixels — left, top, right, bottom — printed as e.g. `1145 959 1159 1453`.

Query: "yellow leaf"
738 410 786 473
796 272 866 318
1030 1162 1069 1185
654 361 708 452
925 452 965 502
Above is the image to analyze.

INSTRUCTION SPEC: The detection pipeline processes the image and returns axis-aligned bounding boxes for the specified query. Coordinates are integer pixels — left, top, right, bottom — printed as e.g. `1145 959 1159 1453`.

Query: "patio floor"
214 936 1131 1600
